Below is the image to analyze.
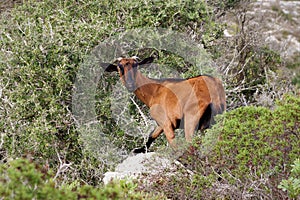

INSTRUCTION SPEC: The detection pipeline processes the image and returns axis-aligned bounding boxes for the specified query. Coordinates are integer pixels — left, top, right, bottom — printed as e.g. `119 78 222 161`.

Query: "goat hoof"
132 147 146 154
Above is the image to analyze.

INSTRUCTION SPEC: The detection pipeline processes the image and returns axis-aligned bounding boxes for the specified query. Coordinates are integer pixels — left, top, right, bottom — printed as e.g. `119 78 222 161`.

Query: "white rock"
103 152 171 184
224 29 233 37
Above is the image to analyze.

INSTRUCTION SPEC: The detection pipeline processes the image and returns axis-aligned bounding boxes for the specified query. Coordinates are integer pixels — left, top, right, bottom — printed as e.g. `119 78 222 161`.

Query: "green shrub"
0 158 74 200
0 0 225 184
278 158 300 199
0 158 166 200
141 95 299 199
202 95 300 198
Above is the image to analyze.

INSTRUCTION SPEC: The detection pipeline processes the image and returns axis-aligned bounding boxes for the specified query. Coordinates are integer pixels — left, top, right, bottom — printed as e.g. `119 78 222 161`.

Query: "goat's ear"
138 57 154 66
100 63 118 72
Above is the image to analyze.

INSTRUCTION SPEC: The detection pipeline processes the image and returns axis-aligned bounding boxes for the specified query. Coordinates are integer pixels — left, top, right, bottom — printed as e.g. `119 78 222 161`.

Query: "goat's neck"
134 71 160 107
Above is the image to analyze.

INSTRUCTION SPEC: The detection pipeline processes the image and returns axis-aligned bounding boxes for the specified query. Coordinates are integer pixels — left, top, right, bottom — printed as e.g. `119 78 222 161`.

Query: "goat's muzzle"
126 83 136 92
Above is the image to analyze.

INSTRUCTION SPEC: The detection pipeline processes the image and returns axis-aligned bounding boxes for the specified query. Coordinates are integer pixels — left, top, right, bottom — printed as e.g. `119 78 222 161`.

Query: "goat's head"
103 56 154 92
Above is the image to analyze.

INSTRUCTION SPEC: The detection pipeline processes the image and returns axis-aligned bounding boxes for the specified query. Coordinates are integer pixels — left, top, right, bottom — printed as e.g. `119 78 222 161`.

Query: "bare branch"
53 147 72 180
130 97 148 126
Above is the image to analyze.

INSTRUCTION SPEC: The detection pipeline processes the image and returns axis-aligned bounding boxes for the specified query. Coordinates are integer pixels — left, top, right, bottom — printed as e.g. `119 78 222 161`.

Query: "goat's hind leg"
184 113 201 142
133 126 163 154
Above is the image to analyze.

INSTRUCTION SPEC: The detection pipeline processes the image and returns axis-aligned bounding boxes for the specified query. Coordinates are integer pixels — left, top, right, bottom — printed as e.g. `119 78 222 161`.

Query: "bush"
0 158 73 200
0 0 225 186
140 95 299 199
0 158 165 200
200 95 299 199
278 158 300 199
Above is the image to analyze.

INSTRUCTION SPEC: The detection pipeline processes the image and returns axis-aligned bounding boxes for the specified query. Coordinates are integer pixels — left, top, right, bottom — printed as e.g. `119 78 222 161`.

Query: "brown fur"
104 57 226 153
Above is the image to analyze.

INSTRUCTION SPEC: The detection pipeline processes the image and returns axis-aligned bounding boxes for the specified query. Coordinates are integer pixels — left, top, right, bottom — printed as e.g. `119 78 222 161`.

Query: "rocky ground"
224 0 299 60
102 152 173 184
253 0 299 58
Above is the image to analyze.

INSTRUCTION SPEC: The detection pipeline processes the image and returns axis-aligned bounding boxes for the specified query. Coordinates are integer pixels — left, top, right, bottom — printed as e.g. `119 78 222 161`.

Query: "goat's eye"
118 64 124 75
133 63 138 68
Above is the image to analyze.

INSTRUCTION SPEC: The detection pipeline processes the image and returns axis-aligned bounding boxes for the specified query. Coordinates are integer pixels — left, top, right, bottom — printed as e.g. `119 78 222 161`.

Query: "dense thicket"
0 0 227 178
0 0 298 199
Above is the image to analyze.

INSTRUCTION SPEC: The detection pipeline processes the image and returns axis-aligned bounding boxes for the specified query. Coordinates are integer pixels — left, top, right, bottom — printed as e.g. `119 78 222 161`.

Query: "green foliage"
0 158 71 200
201 94 299 198
0 158 165 200
0 0 224 183
278 159 300 199
1 0 298 199
0 1 232 196
214 95 298 169
142 95 300 199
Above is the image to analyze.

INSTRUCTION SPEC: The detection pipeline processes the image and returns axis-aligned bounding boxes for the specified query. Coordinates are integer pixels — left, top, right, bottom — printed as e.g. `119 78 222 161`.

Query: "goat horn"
131 56 139 60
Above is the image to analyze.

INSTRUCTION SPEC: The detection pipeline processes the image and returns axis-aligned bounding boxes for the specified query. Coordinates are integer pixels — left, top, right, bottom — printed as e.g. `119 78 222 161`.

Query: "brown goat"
103 56 226 153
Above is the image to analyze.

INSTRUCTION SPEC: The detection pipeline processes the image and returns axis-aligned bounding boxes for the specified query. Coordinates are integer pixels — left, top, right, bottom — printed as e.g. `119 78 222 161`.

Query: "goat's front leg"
163 124 176 148
133 104 176 153
133 126 163 154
